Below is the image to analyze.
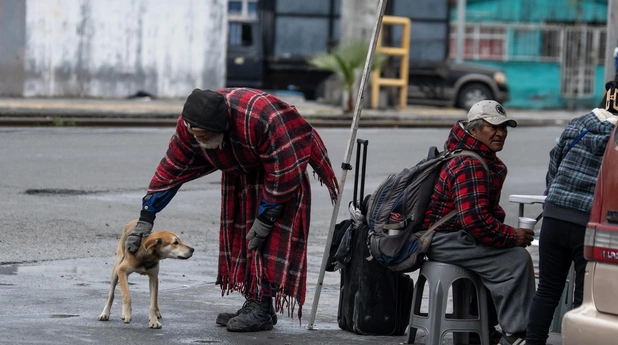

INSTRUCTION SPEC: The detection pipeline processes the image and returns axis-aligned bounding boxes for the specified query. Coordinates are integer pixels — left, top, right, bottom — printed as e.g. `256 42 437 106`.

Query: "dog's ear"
143 237 161 252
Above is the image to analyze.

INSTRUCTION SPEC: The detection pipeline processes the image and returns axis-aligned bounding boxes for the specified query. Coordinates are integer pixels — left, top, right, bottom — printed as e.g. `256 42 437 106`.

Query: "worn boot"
216 298 278 327
225 298 274 332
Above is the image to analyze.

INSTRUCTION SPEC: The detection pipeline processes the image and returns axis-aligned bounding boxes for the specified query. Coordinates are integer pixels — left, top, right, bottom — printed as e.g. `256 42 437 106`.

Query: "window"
229 22 253 47
228 0 258 21
247 1 257 16
450 23 605 64
450 25 506 61
228 1 242 15
541 29 561 59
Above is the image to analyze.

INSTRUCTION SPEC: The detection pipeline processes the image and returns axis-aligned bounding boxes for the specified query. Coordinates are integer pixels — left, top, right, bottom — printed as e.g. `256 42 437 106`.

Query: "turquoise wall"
465 0 607 23
454 0 608 109
474 60 606 109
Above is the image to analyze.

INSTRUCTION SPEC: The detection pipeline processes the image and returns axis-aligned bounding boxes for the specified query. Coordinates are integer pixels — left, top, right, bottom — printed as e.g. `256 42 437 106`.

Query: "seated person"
422 100 535 345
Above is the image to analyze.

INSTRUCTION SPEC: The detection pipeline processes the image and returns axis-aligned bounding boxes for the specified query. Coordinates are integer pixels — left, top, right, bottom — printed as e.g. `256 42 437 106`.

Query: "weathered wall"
14 0 226 98
340 0 375 43
0 1 27 96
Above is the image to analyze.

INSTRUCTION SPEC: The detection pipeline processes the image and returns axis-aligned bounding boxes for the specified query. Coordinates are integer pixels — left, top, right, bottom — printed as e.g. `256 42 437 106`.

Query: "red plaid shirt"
422 121 517 247
147 88 339 316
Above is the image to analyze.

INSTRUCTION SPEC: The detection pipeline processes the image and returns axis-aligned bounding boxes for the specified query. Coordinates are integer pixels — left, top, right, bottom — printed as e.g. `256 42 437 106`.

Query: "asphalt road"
0 126 565 345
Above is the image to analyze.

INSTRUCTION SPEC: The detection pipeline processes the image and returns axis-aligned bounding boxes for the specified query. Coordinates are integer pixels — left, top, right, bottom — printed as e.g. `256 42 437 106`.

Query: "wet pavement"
0 252 563 345
0 254 406 345
0 254 561 345
0 96 571 344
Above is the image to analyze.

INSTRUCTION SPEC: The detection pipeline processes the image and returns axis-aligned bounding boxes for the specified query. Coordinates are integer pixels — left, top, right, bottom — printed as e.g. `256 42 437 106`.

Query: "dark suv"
562 123 618 344
406 60 510 110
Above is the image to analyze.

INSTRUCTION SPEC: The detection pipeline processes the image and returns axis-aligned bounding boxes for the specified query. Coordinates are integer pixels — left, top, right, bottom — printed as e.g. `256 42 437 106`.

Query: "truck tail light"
584 222 618 263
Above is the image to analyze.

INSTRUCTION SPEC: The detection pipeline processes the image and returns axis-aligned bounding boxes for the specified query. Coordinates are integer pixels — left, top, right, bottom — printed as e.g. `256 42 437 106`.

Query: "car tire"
456 83 493 110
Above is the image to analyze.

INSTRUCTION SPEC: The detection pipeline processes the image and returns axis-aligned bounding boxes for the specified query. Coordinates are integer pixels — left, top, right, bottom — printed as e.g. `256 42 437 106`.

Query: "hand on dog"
126 221 153 253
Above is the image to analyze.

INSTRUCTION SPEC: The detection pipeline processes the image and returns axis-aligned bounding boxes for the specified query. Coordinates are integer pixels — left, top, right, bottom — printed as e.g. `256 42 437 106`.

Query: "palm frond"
307 52 339 72
307 39 388 112
308 39 386 77
332 53 355 88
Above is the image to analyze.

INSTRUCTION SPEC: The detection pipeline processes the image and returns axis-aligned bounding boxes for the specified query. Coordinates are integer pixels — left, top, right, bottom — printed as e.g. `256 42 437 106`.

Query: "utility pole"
340 0 376 43
455 0 467 64
336 0 377 108
604 0 618 83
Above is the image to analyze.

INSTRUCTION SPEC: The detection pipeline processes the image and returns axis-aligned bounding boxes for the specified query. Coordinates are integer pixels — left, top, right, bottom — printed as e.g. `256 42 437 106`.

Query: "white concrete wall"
340 0 377 43
23 0 227 98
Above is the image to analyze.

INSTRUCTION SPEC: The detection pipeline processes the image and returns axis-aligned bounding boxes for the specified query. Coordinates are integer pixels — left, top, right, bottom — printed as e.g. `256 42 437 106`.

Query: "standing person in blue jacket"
526 81 618 345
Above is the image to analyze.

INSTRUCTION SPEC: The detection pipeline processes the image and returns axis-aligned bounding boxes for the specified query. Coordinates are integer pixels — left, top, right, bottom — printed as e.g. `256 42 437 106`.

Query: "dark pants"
526 217 587 344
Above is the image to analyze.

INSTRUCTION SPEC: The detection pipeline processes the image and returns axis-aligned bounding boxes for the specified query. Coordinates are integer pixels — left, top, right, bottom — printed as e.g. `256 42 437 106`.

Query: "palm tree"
308 40 386 113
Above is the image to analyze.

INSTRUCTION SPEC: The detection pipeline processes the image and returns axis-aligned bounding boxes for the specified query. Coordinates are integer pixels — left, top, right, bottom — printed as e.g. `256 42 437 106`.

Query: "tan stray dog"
98 219 194 328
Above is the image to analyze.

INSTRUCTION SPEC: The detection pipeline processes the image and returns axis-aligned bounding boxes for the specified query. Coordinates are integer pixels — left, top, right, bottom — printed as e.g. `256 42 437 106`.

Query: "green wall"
465 0 607 23
455 0 608 110
474 60 606 109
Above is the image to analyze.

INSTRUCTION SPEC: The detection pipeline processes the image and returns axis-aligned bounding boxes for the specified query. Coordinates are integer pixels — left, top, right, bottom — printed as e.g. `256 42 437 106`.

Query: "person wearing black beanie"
125 87 339 332
181 89 230 133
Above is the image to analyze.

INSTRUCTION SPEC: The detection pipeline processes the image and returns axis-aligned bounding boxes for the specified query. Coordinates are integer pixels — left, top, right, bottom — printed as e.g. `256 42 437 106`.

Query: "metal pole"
455 0 467 64
307 0 388 330
604 0 618 83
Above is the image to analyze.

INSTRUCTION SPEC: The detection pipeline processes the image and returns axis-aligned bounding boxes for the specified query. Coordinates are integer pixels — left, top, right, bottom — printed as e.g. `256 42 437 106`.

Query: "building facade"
0 0 227 98
450 0 608 109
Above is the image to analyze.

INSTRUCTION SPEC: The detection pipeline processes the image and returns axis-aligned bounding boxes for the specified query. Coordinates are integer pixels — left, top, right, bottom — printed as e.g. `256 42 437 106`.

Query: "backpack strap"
422 150 489 237
427 209 457 231
451 150 489 172
562 129 589 159
417 209 457 242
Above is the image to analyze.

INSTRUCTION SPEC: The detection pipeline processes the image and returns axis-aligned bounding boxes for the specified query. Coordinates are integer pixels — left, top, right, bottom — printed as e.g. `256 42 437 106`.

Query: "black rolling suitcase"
337 139 414 336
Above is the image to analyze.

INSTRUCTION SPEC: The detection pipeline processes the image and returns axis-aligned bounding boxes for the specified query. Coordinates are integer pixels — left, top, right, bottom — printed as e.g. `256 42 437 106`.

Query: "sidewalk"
0 253 564 345
0 95 580 127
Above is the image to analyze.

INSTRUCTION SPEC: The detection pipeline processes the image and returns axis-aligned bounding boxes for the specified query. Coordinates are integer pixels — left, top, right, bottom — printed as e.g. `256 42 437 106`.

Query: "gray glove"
246 204 284 251
126 220 153 254
246 218 273 251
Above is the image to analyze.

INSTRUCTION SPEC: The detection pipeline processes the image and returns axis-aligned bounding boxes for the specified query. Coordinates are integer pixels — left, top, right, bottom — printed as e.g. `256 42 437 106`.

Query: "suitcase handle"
354 138 368 209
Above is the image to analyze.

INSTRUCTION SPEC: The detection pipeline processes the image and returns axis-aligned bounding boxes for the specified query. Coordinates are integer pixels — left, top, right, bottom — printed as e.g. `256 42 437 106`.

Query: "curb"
0 116 179 127
0 116 571 128
0 105 574 128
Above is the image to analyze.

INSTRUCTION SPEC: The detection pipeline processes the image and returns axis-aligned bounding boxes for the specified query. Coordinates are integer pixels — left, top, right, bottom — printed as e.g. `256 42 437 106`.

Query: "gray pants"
426 230 536 334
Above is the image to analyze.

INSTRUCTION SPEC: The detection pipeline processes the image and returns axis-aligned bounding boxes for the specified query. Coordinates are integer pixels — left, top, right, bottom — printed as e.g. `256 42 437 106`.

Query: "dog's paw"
149 319 162 329
98 313 110 321
121 305 132 323
155 310 162 319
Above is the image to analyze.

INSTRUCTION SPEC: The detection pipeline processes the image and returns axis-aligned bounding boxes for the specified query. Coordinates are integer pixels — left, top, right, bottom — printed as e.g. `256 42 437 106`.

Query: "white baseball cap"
467 100 517 127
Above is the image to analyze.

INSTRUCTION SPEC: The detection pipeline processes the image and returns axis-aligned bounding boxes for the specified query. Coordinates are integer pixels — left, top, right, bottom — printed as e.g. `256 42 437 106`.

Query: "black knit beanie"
181 89 229 132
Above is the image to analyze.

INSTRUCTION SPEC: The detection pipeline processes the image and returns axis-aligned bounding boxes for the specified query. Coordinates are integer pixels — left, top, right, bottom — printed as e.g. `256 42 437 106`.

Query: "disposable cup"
518 216 537 230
